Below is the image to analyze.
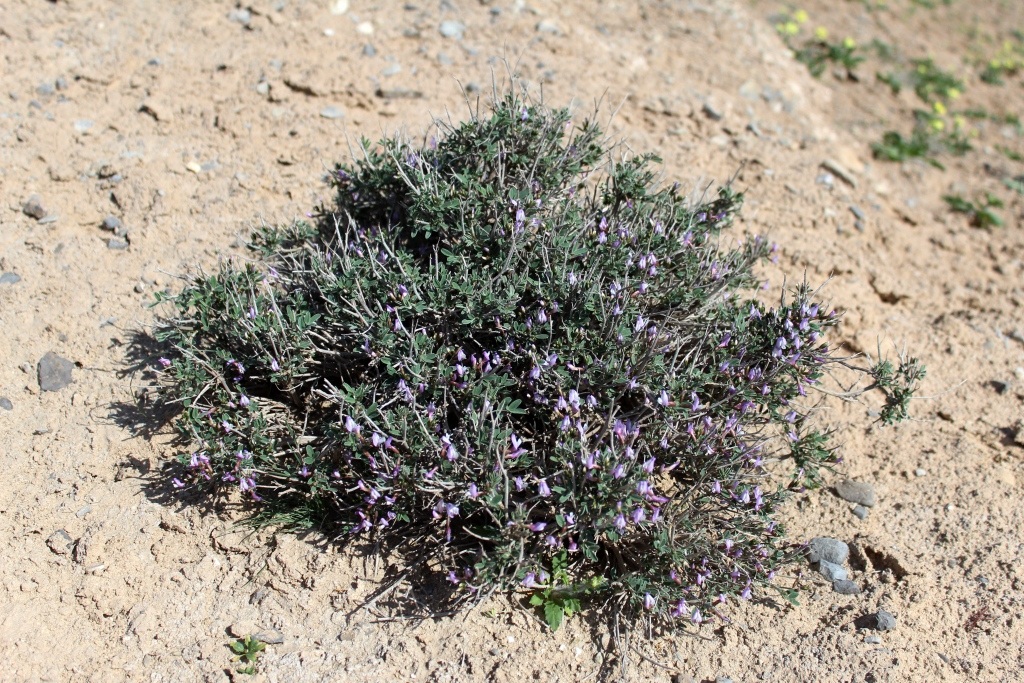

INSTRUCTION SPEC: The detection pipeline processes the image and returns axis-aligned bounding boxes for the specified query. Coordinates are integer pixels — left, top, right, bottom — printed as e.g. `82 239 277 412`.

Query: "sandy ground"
1 0 1023 681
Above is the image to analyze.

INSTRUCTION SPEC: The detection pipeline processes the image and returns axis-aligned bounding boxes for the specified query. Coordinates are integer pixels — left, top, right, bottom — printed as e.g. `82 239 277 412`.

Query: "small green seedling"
230 636 266 675
880 58 963 103
872 129 944 168
528 552 604 631
1003 176 1024 194
943 193 1004 229
796 36 864 79
997 145 1023 162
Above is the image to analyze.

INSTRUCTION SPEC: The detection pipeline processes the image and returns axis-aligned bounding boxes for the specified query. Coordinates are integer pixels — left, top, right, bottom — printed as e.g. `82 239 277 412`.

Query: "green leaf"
543 602 564 631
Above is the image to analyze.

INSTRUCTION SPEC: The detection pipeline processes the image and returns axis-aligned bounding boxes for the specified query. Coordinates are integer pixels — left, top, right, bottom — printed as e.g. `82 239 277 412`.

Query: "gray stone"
702 102 723 120
864 635 881 644
836 479 876 507
439 20 465 38
818 560 848 581
36 82 55 97
320 106 345 120
38 352 74 391
55 77 68 91
75 504 92 518
23 195 46 219
437 52 454 66
536 19 560 34
47 530 73 554
807 537 849 565
380 63 402 76
850 205 865 220
102 216 122 231
857 609 897 631
0 397 11 411
107 238 130 250
362 43 377 57
254 629 284 644
73 119 94 133
38 214 59 225
852 505 868 520
715 678 734 683
0 272 20 285
833 579 861 595
227 8 251 24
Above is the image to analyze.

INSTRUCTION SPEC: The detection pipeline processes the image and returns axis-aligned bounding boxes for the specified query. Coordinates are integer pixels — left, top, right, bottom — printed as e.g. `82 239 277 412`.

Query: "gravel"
37 352 74 391
107 238 130 250
856 609 897 631
852 505 868 520
833 579 862 595
0 272 21 285
836 480 876 507
46 530 74 554
102 216 122 231
818 560 848 581
807 537 849 565
23 195 46 219
319 106 345 119
864 635 881 644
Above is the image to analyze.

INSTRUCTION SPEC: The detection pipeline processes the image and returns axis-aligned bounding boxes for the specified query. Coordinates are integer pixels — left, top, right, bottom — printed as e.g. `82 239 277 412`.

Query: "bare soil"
1 0 1022 681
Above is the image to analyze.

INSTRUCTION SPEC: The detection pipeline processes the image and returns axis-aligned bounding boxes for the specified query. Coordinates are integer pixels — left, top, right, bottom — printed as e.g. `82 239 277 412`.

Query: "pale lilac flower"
270 358 280 372
522 572 536 588
530 522 547 532
614 513 626 530
239 394 250 408
158 357 171 368
372 433 386 447
172 477 185 488
537 479 551 497
643 593 656 610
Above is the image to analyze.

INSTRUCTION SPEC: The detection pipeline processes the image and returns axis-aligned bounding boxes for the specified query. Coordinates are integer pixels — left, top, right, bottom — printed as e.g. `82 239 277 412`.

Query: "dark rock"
807 537 849 565
818 560 848 581
702 102 724 120
0 397 12 411
836 479 876 507
102 216 122 231
833 579 861 595
856 609 897 631
37 352 74 391
47 530 74 554
852 505 868 520
23 195 46 219
0 272 21 285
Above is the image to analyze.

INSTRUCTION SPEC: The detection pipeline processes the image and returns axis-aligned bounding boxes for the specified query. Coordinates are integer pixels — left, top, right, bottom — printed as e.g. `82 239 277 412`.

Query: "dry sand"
1 0 1023 681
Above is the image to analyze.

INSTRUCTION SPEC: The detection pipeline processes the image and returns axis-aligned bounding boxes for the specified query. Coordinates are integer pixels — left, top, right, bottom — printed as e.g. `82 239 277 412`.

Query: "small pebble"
818 560 848 582
356 21 374 35
716 677 734 683
381 63 402 76
75 504 93 518
0 272 21 285
107 238 130 250
23 195 46 219
852 505 867 520
102 216 122 231
914 468 927 477
850 205 865 220
833 579 861 595
320 106 345 119
438 52 454 66
836 479 876 507
330 0 349 14
0 397 12 411
38 214 59 225
47 529 74 554
37 82 55 97
227 8 251 24
38 352 74 391
362 43 377 57
439 20 465 38
807 537 849 565
857 609 897 632
702 102 724 120
864 635 881 645
536 19 560 34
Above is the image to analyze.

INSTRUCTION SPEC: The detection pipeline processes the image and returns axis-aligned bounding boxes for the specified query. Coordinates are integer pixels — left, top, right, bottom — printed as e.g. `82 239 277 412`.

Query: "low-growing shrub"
151 92 922 628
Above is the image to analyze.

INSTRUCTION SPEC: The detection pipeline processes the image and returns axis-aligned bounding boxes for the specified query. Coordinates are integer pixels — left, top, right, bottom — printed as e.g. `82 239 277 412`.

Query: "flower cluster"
153 93 921 626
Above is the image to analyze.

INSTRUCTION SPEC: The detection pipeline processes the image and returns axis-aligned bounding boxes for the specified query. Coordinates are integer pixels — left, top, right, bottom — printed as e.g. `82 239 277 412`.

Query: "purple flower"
445 502 460 518
270 358 280 372
612 464 626 479
372 433 386 447
522 572 536 588
172 477 185 488
564 513 576 526
642 457 655 474
447 571 461 585
630 507 646 524
691 608 703 624
536 309 548 324
239 394 250 408
468 483 480 499
530 522 547 532
441 434 459 461
537 479 551 497
636 480 651 497
222 421 233 433
515 476 525 492
158 357 171 368
545 535 558 547
343 415 360 435
643 593 656 610
650 507 661 523
544 353 558 368
614 513 627 530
